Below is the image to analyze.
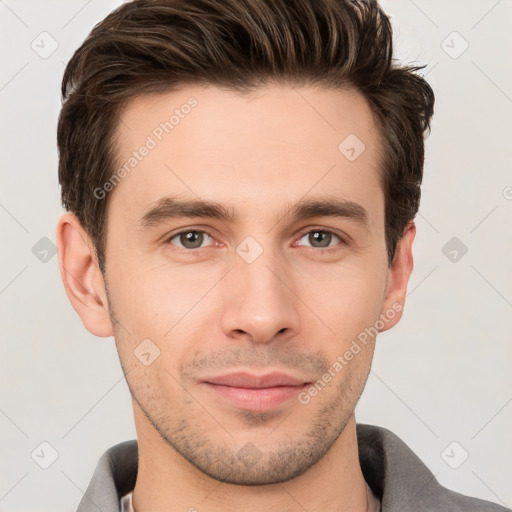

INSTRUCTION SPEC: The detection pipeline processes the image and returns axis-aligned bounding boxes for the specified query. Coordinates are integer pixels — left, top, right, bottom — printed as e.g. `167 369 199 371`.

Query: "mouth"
200 371 311 412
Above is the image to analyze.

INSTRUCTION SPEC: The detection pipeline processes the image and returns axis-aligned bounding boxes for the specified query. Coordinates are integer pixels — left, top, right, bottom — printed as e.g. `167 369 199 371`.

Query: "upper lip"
203 372 308 389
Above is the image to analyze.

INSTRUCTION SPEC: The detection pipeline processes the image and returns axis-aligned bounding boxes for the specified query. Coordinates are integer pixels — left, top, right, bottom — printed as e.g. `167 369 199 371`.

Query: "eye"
166 230 214 250
297 229 344 249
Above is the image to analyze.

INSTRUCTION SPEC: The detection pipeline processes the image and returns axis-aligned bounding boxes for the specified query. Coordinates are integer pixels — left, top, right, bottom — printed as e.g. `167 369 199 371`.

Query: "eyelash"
164 227 347 253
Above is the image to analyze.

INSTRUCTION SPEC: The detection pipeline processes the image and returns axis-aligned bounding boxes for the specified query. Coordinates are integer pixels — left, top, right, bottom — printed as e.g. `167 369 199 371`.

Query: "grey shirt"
76 423 509 512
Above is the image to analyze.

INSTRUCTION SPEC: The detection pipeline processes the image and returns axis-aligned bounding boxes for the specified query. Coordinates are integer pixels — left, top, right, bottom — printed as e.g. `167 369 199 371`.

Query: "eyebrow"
138 195 369 231
139 196 238 227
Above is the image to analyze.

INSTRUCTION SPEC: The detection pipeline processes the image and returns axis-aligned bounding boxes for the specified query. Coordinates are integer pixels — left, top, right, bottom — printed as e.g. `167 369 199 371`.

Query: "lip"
203 371 307 388
201 372 310 412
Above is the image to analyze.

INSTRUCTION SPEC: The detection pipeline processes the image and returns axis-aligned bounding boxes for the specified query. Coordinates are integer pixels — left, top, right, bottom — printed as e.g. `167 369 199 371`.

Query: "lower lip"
202 383 309 411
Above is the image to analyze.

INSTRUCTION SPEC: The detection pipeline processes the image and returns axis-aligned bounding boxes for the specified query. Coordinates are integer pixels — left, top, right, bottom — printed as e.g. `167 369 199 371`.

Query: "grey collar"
77 423 508 512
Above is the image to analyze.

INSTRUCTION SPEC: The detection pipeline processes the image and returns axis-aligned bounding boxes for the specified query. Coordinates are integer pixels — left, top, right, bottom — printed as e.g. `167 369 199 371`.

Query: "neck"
131 406 368 512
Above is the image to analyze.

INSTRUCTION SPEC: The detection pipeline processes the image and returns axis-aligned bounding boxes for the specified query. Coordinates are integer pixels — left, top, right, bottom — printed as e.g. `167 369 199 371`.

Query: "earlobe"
56 212 114 338
378 221 416 333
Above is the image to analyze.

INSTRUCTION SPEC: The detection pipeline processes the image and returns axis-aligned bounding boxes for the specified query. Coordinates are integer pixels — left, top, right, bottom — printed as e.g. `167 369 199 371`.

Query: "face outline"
57 83 415 486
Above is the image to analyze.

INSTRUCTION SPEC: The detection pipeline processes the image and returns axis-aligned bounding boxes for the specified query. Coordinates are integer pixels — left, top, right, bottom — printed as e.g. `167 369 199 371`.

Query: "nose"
220 248 301 345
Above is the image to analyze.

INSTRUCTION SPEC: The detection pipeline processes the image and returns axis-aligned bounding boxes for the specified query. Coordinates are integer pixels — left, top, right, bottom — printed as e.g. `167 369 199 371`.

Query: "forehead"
110 84 384 226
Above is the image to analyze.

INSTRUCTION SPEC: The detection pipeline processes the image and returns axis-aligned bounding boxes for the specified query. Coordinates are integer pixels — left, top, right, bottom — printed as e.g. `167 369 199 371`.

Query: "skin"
57 84 415 512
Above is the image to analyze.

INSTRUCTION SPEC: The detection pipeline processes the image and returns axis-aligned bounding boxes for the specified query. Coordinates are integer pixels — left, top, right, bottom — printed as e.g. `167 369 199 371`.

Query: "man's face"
101 84 400 484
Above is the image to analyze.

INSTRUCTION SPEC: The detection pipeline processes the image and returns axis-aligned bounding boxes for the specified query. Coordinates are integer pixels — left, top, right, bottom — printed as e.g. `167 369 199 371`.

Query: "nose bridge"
221 240 300 343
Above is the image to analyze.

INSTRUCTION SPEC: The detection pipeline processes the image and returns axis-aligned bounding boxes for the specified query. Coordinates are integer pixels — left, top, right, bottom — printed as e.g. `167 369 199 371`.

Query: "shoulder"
356 423 509 511
76 440 138 512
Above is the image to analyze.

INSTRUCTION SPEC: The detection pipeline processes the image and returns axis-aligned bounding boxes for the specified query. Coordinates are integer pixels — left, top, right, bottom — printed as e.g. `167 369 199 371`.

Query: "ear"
378 221 416 333
56 212 114 337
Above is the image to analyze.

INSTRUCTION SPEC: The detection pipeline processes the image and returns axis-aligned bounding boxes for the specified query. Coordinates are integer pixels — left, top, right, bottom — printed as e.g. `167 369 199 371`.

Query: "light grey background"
1 0 511 510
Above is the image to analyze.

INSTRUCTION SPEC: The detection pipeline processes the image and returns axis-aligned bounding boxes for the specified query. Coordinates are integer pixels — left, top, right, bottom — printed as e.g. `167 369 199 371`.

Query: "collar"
76 423 508 512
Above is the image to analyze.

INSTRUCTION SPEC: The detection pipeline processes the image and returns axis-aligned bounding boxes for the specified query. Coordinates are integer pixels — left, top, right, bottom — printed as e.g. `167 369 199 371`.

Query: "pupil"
310 231 330 247
182 231 203 248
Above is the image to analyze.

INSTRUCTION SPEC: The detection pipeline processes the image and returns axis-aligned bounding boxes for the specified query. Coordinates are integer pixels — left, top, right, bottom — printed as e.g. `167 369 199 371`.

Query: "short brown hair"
58 0 434 270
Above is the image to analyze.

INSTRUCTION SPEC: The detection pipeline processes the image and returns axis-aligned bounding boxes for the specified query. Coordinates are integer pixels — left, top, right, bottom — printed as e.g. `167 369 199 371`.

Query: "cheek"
108 261 227 385
295 260 387 341
109 258 216 335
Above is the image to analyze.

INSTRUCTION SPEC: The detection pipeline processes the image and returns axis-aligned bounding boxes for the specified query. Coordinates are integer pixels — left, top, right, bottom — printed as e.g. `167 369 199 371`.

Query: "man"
55 0 508 511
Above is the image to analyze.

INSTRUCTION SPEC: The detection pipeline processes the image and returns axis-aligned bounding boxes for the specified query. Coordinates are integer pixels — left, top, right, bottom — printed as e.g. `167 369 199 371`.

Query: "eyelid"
163 225 348 251
294 227 347 249
164 226 217 249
